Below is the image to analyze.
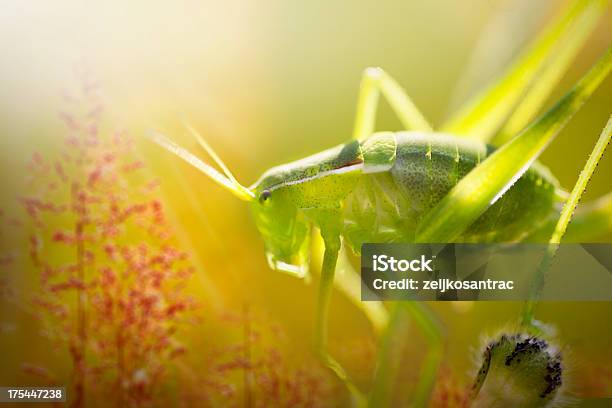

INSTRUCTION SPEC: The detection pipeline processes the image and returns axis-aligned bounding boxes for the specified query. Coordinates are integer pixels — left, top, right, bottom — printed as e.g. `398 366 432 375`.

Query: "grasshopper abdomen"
342 132 559 249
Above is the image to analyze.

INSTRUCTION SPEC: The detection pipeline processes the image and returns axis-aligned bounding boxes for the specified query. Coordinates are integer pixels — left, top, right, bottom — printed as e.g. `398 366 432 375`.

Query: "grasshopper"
148 1 611 405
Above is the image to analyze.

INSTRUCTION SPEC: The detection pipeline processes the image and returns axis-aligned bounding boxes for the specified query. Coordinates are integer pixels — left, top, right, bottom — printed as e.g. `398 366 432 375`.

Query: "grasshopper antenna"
179 118 243 187
146 129 255 202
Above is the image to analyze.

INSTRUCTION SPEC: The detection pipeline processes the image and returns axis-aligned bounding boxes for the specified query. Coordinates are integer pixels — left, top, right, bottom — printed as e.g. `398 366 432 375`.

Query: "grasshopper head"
250 175 310 279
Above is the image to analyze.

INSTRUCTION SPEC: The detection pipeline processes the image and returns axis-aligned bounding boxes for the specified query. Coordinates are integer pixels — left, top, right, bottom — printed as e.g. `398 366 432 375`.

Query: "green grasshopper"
148 1 611 405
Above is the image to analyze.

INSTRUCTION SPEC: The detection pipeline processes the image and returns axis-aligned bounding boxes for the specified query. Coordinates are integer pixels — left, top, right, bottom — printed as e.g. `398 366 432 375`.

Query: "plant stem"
72 183 87 408
243 304 253 408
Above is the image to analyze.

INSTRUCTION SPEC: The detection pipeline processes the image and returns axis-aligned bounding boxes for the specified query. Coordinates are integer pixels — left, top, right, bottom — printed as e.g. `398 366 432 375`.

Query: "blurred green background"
1 0 611 404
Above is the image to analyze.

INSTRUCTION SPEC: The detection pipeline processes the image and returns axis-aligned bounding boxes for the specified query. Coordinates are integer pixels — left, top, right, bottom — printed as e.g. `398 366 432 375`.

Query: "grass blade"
521 115 612 325
416 48 612 243
549 116 612 244
492 2 607 145
440 0 607 142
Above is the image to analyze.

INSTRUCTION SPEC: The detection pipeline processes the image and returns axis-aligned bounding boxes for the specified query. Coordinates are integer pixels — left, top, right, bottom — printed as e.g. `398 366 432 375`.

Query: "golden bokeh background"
1 0 611 404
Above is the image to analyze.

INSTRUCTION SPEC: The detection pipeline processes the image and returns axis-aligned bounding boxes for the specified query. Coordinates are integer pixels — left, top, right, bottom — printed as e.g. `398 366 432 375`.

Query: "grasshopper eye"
259 189 271 203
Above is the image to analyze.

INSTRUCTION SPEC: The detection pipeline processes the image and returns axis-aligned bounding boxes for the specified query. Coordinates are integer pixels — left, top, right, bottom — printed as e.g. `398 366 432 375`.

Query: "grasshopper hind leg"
368 302 444 408
352 67 433 139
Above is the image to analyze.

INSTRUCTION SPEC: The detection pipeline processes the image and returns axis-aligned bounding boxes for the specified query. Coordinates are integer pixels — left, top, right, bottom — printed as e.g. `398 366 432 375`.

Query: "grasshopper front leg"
315 232 366 405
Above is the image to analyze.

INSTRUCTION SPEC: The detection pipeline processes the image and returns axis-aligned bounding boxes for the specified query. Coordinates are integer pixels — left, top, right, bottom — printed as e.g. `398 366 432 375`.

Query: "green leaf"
440 0 608 142
416 48 612 243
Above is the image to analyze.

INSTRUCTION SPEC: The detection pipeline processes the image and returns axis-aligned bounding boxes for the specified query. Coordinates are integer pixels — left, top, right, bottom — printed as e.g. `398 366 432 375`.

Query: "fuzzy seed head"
471 333 563 408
